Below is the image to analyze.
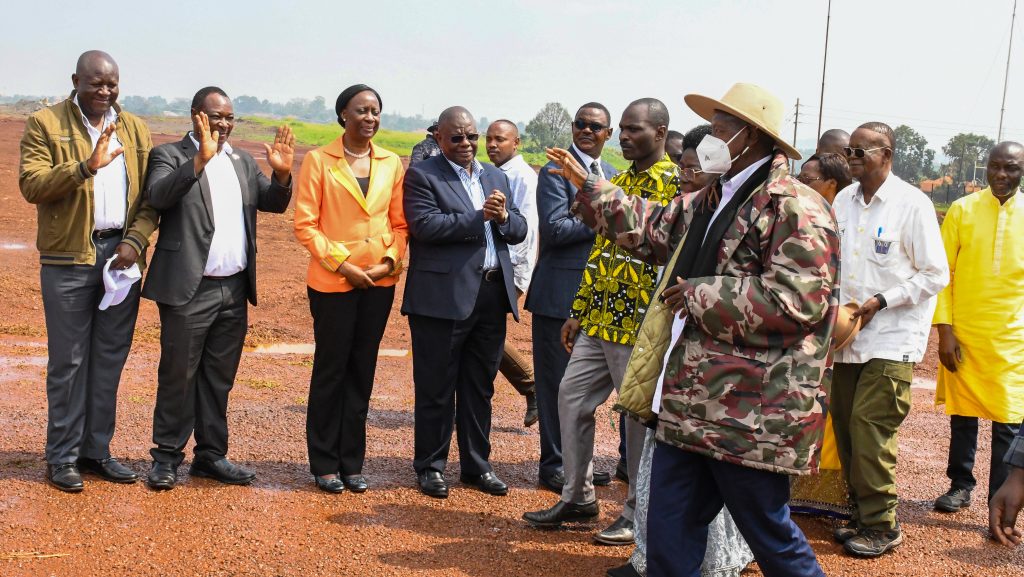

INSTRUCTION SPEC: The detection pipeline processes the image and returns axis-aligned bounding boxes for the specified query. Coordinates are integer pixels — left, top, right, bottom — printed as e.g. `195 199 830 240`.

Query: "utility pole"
792 99 801 172
998 0 1017 141
817 0 832 139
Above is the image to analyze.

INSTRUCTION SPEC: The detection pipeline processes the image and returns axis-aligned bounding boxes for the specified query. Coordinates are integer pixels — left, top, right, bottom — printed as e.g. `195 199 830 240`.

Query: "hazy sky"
2 0 1021 153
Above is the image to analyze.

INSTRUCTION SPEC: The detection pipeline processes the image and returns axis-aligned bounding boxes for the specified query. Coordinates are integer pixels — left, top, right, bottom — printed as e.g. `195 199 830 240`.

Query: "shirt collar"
498 154 527 172
444 154 483 179
855 170 896 205
571 143 600 171
188 132 234 156
721 155 771 193
72 94 118 131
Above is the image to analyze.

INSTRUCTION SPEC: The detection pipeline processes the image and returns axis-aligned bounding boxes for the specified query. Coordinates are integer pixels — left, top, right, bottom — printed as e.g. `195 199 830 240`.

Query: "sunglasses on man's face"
573 120 606 133
843 146 890 159
448 133 480 144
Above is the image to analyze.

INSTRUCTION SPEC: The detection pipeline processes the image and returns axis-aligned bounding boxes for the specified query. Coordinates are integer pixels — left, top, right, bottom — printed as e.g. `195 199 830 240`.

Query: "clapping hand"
86 123 124 174
483 190 508 223
263 125 295 183
545 147 588 190
192 111 220 175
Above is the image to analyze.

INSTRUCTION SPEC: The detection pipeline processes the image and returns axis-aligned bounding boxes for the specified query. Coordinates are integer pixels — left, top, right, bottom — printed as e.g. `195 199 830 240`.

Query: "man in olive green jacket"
19 50 157 492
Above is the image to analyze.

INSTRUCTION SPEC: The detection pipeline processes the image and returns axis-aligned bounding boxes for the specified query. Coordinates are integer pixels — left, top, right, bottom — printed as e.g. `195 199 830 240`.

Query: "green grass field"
242 117 629 170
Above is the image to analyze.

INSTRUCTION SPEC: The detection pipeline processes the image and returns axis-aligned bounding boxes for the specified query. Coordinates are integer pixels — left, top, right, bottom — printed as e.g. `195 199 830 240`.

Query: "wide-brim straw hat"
684 83 802 160
833 302 862 351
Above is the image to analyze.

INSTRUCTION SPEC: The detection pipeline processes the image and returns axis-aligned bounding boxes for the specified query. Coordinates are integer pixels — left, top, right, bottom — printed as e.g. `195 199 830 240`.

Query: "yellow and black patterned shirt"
570 155 679 345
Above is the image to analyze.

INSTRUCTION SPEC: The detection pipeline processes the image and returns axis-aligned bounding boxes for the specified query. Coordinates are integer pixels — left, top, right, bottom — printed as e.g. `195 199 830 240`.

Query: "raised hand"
192 111 220 175
85 123 124 174
545 147 588 189
263 124 295 183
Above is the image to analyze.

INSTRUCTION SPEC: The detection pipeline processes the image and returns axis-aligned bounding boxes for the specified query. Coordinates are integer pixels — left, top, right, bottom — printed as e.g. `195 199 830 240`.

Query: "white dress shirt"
75 96 127 231
445 156 499 269
498 154 539 293
190 134 248 277
652 156 772 412
572 143 605 180
832 171 949 364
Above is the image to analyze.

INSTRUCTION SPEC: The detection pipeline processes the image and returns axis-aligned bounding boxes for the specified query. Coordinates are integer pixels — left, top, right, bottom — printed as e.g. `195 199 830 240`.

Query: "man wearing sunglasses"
524 98 679 548
402 106 527 499
830 122 949 557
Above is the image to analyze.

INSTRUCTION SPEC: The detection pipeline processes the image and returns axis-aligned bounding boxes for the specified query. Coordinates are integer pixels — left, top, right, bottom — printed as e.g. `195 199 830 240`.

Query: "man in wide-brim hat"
544 82 840 577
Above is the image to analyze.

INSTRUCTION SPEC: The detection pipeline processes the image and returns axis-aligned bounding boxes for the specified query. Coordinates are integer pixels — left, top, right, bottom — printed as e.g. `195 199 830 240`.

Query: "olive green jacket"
19 93 157 266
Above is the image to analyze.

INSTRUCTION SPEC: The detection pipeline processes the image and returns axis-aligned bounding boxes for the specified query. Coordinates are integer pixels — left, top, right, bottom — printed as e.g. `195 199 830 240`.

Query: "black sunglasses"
450 133 480 144
573 120 607 132
843 146 890 159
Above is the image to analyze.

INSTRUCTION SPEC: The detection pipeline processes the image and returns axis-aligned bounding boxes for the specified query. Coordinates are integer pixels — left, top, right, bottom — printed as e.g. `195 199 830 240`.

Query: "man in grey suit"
402 106 528 499
142 87 293 490
524 102 619 492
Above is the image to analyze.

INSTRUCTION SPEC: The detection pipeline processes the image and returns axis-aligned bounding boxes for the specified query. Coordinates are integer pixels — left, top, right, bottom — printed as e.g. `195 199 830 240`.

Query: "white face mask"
695 126 749 174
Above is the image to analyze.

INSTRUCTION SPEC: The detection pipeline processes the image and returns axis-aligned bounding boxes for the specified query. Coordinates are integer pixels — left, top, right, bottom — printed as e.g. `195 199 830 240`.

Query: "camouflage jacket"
572 161 840 475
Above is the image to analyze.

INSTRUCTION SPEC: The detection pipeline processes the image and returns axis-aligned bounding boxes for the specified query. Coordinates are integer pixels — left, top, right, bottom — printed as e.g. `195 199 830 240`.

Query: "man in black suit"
524 102 619 492
402 106 528 499
142 87 293 490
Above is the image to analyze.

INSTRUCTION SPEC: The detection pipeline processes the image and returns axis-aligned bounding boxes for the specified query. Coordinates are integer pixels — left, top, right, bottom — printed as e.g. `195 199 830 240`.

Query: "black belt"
93 228 122 240
204 271 245 281
483 268 502 282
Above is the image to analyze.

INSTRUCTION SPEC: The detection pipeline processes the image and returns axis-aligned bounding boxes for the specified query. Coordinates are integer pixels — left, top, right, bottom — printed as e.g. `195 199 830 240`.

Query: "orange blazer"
294 138 408 293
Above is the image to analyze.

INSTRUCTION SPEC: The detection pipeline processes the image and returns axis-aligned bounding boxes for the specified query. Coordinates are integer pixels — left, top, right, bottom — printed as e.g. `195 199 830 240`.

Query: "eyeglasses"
843 146 890 158
681 167 704 180
449 133 480 144
573 120 607 132
796 174 823 184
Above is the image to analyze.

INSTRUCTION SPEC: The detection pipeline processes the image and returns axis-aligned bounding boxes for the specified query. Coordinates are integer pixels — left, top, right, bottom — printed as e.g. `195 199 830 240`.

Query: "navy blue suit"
524 148 618 481
402 154 527 477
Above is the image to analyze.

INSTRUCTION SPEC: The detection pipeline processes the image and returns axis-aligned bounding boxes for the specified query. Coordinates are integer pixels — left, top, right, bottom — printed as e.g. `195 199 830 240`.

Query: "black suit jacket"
142 135 292 307
401 154 528 321
525 148 618 319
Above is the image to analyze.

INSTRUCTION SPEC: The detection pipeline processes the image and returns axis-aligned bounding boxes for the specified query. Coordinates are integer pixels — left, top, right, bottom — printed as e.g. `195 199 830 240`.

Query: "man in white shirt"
485 120 540 426
142 87 294 490
830 121 949 557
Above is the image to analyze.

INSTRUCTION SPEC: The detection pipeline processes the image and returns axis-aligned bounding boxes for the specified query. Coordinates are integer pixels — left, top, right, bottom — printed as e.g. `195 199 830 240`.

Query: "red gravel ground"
0 115 1020 576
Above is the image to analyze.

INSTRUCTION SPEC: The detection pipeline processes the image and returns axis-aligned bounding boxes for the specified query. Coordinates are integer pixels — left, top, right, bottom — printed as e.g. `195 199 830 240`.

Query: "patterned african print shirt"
569 155 679 345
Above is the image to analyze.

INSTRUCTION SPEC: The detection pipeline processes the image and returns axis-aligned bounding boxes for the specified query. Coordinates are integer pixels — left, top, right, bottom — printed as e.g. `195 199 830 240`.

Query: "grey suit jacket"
141 135 291 307
525 147 618 319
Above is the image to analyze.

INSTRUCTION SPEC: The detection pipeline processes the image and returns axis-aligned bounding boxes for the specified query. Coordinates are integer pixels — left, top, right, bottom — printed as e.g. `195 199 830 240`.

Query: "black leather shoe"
539 470 565 493
594 470 612 486
46 463 84 493
523 500 600 527
607 562 642 577
418 470 448 499
189 458 256 485
314 474 346 494
147 462 177 491
343 475 368 493
460 471 508 496
523 393 538 427
77 457 138 483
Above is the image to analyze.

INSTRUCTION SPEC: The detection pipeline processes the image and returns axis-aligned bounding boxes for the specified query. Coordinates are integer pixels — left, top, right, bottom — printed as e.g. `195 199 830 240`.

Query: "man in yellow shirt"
934 141 1024 513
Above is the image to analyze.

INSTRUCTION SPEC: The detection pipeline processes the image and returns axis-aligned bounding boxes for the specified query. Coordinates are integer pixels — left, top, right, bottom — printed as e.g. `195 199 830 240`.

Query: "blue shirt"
445 155 499 269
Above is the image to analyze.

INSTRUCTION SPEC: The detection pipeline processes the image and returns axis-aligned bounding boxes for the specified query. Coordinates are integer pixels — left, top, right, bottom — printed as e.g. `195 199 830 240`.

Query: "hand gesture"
545 147 588 190
86 123 124 174
660 277 691 317
849 297 882 328
192 111 219 175
264 125 295 183
339 261 375 289
989 468 1024 547
560 318 581 354
936 324 962 373
110 242 139 270
483 190 507 223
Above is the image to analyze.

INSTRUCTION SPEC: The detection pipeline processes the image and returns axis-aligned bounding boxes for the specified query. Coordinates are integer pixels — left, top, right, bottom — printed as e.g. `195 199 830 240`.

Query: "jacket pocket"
683 338 766 433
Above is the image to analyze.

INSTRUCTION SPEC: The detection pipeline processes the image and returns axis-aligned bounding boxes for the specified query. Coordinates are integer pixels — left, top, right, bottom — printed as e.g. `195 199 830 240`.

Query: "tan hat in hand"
833 302 862 351
684 83 802 160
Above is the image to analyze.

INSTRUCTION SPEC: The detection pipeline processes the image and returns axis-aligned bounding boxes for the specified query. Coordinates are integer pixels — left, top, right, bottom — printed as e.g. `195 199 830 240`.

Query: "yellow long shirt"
934 188 1024 423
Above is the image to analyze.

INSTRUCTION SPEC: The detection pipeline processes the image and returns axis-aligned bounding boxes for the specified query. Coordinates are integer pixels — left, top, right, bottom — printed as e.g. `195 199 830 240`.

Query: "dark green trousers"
830 359 913 530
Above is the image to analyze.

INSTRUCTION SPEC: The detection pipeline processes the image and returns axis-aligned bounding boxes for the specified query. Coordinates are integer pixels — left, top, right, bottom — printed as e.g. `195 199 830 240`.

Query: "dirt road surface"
0 115 1020 576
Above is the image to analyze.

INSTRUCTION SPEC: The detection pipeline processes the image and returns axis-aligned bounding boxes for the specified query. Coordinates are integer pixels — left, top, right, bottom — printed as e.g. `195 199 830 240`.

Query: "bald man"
817 128 850 156
402 106 528 499
19 51 157 492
